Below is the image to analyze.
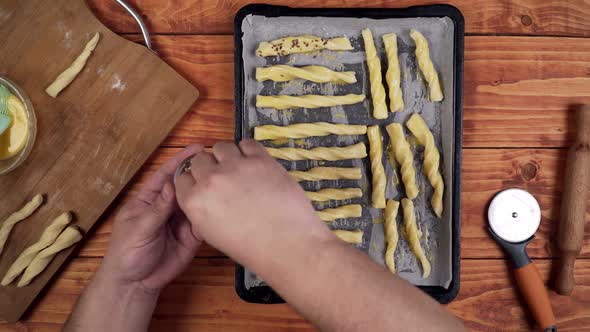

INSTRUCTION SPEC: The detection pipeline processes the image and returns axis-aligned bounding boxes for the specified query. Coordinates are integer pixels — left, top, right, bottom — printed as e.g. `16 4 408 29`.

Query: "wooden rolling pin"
556 105 590 295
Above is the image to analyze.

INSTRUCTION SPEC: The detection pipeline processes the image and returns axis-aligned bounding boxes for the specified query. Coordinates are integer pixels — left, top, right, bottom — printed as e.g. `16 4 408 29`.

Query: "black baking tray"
233 4 464 305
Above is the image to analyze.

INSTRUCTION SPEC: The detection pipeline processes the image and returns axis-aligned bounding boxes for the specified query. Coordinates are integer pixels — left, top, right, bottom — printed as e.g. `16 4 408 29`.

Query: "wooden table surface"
3 1 590 331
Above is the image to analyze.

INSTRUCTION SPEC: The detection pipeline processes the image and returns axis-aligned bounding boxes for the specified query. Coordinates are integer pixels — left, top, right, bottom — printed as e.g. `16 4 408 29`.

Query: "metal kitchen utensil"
488 188 557 332
115 0 153 51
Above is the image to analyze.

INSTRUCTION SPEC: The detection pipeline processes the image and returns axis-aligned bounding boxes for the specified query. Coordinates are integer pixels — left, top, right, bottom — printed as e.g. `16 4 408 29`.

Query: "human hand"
174 140 332 264
99 145 203 292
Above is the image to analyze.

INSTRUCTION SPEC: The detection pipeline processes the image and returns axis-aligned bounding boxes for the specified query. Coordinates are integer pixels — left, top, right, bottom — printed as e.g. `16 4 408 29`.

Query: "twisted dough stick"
362 29 388 119
317 204 362 222
256 65 357 84
332 230 363 244
385 123 419 200
255 122 367 140
305 188 362 202
266 142 367 161
256 36 353 57
382 33 404 112
46 32 100 98
256 94 365 110
384 200 400 273
406 113 444 218
17 226 82 287
289 167 362 182
2 212 71 286
410 30 443 102
0 194 44 256
367 126 386 208
401 199 431 279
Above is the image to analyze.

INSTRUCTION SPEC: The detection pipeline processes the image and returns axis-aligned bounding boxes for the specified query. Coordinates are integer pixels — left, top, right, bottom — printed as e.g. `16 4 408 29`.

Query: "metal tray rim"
233 3 464 305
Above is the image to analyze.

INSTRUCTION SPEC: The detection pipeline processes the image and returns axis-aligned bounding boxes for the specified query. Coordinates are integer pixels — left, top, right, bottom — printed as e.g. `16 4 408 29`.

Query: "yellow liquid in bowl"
0 95 29 160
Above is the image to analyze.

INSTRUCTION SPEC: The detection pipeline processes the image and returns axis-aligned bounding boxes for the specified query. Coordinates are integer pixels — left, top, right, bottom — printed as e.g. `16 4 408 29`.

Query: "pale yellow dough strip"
332 230 363 244
256 36 353 57
362 29 388 119
0 194 44 256
305 188 362 202
266 142 367 161
382 33 404 112
289 167 362 182
385 123 419 199
256 65 357 84
256 94 365 110
384 200 400 273
255 122 367 140
406 113 444 218
401 199 431 279
46 32 100 98
17 226 83 287
1 212 71 286
410 30 443 102
317 204 362 222
367 126 386 208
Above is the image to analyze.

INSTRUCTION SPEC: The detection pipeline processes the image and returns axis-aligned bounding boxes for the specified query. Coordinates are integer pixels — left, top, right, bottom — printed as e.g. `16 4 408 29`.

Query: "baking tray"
234 4 463 304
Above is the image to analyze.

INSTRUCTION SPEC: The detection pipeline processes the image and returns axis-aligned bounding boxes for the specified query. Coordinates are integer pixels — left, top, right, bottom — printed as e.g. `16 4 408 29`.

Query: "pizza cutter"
488 188 557 332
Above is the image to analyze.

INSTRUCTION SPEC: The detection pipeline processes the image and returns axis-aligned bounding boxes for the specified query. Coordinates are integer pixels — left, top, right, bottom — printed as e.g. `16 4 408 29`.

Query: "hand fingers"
136 182 176 236
170 216 202 247
239 139 271 158
174 172 196 207
138 144 203 203
213 142 243 163
190 151 218 183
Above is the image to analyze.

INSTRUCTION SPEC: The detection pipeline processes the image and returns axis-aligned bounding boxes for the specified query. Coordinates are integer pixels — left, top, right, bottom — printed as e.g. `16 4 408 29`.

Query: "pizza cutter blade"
488 189 557 332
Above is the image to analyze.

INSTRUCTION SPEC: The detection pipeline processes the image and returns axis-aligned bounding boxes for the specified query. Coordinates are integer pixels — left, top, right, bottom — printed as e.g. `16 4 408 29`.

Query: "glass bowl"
0 76 37 175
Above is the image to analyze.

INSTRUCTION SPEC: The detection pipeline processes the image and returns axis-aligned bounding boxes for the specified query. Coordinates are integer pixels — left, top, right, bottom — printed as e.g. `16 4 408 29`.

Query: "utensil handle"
514 263 556 331
115 0 153 51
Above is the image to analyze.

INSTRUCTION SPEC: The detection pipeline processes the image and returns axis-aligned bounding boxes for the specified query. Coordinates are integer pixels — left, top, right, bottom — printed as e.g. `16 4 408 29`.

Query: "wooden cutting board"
0 0 199 322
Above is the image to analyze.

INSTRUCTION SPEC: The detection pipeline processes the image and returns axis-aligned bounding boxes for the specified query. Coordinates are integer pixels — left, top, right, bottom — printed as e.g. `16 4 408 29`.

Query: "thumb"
138 182 176 236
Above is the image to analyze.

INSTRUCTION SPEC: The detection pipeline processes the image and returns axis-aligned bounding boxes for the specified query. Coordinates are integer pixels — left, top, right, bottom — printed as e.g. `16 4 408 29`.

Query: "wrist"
93 265 160 299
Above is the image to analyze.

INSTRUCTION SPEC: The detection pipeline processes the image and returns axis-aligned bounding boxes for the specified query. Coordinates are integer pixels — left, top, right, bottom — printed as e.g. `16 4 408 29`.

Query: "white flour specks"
0 7 12 26
56 21 73 48
97 65 105 77
111 74 127 93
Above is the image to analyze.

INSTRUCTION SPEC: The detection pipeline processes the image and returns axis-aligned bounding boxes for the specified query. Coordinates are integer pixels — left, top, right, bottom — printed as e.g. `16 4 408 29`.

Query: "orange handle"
514 263 556 331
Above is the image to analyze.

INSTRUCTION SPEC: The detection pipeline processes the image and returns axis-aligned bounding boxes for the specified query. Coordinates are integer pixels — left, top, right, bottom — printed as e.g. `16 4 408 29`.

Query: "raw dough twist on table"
362 29 388 119
46 32 100 98
401 199 431 279
0 194 44 256
317 204 362 222
332 229 363 244
256 65 357 84
410 29 443 102
266 142 367 161
384 200 400 273
382 33 404 112
406 113 444 218
17 226 82 287
367 126 386 208
305 188 362 202
386 123 419 199
289 167 362 182
256 94 365 110
256 36 353 57
1 212 71 286
254 122 367 140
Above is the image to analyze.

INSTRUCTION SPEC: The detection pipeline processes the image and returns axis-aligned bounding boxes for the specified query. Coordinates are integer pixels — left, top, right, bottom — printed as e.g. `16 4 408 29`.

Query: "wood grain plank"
1 258 588 331
85 0 590 37
117 35 590 148
76 147 590 260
